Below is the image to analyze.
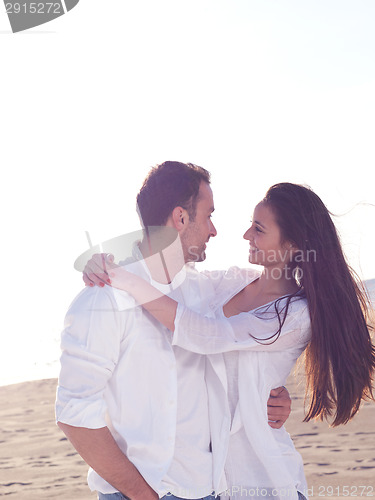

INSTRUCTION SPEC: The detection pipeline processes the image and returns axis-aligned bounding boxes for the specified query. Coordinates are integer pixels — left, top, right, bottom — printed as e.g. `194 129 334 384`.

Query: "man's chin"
197 252 206 262
187 250 206 263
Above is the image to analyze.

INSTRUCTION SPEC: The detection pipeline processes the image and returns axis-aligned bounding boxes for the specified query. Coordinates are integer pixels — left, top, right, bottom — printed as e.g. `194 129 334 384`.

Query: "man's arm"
57 287 158 500
267 386 292 429
58 423 158 500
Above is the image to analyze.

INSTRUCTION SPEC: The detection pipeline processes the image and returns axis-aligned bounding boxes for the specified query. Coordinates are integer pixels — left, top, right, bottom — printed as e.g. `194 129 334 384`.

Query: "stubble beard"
180 242 205 263
181 220 208 263
181 234 207 264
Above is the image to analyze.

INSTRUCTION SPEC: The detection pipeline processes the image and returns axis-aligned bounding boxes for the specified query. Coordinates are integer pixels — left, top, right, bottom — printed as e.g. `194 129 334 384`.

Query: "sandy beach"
0 375 374 499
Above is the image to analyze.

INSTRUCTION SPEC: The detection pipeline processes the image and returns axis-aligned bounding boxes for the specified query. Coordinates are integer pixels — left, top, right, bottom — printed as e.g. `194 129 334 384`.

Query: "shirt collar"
132 241 187 293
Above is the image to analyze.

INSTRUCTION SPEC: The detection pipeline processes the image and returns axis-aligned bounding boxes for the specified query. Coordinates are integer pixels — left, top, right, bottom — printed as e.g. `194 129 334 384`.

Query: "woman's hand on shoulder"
83 253 115 288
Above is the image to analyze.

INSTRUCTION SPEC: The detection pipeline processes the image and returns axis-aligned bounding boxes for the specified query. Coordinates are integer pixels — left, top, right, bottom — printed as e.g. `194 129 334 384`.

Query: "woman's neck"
257 264 298 297
223 264 299 318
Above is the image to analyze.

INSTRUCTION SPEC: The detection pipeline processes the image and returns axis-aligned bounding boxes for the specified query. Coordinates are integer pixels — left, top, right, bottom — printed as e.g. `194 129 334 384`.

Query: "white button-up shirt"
56 251 251 497
173 268 312 500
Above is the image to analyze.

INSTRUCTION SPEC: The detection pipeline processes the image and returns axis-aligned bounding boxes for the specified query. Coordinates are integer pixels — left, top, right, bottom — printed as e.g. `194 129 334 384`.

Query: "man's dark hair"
136 161 211 227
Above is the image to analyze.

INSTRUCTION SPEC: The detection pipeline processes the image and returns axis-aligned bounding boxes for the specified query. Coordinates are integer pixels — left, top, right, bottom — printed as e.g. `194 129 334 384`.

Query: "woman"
84 183 375 500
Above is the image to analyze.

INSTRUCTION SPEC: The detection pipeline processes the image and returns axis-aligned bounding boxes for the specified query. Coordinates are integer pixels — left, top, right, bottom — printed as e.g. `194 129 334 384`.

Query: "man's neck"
138 229 186 285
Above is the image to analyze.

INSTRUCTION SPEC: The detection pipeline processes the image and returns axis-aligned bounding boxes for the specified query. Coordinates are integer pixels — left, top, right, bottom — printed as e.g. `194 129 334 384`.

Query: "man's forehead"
198 181 214 204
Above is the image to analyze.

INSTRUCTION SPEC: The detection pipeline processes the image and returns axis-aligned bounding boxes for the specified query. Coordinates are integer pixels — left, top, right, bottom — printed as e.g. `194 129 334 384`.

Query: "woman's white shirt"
173 268 312 500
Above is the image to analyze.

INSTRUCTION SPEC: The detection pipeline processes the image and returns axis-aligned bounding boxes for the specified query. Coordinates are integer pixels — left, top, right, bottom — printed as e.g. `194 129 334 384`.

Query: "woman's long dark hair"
264 183 375 426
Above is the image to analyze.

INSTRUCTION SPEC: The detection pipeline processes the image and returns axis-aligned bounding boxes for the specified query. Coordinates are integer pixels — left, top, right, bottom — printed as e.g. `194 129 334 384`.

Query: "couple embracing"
56 161 375 500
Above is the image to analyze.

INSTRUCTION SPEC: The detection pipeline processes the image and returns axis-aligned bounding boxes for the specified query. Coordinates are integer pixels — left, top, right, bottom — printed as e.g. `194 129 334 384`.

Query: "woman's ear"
283 241 300 260
170 206 189 231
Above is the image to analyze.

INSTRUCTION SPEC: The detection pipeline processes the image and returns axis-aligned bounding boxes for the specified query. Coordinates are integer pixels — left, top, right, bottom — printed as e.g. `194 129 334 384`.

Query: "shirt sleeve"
55 287 133 429
172 299 311 354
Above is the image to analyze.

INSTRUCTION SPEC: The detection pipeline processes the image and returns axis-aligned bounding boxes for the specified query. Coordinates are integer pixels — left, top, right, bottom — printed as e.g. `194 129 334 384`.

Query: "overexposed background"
1 0 374 385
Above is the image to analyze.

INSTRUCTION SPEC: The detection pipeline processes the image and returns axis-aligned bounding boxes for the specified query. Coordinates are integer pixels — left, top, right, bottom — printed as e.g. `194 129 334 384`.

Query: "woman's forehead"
253 201 278 227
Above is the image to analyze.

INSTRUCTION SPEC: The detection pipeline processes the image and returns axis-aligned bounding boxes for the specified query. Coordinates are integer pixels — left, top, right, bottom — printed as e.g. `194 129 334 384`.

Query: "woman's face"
243 202 294 268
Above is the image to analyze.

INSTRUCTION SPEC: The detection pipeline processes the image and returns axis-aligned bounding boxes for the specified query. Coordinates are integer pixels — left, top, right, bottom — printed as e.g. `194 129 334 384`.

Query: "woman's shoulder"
252 293 310 328
288 294 309 312
199 266 262 312
285 295 310 329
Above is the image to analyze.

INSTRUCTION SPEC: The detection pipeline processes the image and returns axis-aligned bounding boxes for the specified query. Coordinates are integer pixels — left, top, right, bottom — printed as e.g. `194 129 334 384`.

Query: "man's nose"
210 220 217 237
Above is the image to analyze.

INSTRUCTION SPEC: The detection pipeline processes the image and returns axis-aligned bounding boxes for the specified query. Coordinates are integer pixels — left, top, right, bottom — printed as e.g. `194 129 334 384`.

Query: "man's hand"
57 423 158 500
267 386 292 429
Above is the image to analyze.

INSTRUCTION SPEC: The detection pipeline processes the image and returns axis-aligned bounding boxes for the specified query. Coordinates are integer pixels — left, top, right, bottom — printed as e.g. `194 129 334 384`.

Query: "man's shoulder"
66 285 137 317
62 286 139 345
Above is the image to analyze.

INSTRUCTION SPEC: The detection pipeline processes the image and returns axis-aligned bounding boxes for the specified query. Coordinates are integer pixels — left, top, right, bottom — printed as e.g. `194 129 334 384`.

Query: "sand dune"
0 379 96 499
284 372 375 500
0 377 374 499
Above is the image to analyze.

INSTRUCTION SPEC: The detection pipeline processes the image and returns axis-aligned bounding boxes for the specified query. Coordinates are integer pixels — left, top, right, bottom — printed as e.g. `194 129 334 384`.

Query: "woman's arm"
83 255 294 427
114 267 179 331
173 302 310 354
122 270 309 353
83 254 310 354
120 273 310 354
83 253 179 331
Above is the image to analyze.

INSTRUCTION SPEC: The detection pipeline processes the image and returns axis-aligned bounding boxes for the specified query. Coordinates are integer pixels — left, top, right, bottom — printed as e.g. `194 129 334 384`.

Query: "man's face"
181 181 217 263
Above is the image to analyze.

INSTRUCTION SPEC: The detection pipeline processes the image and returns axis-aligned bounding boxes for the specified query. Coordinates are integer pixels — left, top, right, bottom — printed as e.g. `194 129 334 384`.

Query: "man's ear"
170 206 189 231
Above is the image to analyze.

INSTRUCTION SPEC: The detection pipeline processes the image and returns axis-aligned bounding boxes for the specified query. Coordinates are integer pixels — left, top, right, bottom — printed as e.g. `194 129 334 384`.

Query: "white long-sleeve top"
56 253 255 497
173 269 312 500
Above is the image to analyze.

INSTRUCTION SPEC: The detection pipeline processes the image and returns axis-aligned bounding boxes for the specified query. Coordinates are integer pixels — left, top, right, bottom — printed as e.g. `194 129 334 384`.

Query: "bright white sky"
1 0 375 384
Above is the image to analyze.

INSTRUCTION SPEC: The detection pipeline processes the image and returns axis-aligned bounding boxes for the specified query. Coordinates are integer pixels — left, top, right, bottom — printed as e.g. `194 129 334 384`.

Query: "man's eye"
255 227 263 233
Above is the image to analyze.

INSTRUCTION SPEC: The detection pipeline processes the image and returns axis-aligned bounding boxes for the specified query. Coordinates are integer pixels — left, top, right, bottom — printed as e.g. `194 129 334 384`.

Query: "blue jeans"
98 494 216 500
161 496 216 500
217 495 305 500
98 494 129 500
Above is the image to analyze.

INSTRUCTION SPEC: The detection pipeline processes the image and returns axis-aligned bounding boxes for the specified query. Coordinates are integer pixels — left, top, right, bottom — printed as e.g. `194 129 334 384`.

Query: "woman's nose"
243 227 251 240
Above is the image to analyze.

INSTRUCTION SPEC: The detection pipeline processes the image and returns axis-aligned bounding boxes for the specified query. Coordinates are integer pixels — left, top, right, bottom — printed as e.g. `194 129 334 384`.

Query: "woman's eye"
255 227 262 233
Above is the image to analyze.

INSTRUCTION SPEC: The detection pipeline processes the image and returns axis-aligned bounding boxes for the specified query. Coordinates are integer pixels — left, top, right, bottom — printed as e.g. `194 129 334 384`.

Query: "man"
56 161 291 500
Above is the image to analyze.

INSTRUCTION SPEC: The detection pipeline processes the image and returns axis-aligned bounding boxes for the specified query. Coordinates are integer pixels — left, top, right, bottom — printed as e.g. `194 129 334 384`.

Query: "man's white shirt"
56 249 250 497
